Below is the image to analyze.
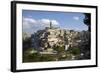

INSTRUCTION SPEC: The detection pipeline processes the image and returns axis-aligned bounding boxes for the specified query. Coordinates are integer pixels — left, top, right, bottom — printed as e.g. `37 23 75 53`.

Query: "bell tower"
50 21 52 29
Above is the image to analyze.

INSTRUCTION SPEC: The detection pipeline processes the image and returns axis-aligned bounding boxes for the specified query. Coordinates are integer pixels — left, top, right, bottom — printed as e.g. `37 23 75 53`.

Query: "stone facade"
31 25 84 51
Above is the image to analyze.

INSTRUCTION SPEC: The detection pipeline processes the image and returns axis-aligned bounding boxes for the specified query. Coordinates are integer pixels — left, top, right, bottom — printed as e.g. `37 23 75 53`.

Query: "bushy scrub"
70 48 80 55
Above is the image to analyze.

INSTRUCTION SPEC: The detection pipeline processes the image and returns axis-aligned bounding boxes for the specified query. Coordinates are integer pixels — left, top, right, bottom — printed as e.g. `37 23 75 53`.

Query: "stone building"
31 21 82 52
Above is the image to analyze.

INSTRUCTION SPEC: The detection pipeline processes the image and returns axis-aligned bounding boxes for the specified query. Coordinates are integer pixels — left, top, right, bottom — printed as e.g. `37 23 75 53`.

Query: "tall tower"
50 21 52 29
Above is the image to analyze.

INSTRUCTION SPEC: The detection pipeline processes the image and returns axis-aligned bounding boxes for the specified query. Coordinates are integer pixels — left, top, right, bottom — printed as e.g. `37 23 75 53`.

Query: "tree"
77 14 91 59
83 13 91 31
23 32 32 51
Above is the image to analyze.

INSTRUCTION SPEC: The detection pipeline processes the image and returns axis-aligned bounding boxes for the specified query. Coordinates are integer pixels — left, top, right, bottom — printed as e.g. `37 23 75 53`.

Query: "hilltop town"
23 21 90 62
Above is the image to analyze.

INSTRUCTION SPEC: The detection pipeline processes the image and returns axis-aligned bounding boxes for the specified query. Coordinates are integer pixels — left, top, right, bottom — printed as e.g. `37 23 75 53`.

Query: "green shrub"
53 46 65 52
70 48 80 55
